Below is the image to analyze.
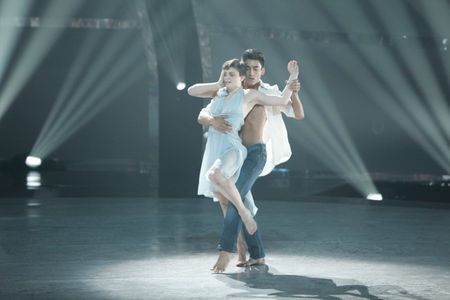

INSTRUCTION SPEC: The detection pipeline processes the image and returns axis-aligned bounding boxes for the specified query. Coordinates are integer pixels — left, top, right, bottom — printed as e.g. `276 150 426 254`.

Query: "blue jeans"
217 143 266 259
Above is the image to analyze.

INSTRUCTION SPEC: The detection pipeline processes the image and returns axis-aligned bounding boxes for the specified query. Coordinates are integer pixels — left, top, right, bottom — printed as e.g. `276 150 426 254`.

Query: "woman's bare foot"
211 251 233 273
240 209 257 235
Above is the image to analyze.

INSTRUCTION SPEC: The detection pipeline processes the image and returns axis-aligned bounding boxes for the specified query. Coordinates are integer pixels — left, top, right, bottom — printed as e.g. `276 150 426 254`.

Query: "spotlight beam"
324 36 450 174
356 1 450 172
289 119 374 197
0 0 33 86
32 40 144 158
304 101 363 178
418 1 450 82
295 101 376 196
335 48 450 173
32 30 105 156
0 0 82 120
36 61 146 159
307 62 376 182
33 32 136 156
288 55 378 196
316 0 450 173
147 1 188 86
399 2 450 145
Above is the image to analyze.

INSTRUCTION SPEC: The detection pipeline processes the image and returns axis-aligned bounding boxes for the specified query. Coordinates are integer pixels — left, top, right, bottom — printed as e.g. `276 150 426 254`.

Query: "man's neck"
243 80 261 90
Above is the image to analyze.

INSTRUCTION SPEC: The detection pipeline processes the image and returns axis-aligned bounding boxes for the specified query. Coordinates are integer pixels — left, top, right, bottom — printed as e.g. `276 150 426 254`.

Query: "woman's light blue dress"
197 87 247 200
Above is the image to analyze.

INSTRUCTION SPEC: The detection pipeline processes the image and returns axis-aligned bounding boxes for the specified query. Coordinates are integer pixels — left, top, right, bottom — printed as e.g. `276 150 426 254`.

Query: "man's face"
244 59 265 86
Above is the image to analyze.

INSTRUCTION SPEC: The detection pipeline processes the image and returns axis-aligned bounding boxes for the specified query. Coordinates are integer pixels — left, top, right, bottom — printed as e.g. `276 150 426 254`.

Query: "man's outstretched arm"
284 60 304 120
289 80 304 120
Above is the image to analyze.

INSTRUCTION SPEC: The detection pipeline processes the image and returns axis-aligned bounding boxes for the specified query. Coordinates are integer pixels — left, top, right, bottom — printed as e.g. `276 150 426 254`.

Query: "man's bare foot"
240 257 265 267
211 251 233 273
240 209 257 235
236 231 247 266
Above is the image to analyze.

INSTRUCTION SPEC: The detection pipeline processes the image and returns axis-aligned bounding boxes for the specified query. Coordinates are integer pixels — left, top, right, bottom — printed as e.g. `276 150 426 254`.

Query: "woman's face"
222 67 243 90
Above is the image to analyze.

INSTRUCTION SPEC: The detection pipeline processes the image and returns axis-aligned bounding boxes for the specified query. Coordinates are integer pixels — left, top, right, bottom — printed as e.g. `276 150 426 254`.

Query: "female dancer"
188 58 296 235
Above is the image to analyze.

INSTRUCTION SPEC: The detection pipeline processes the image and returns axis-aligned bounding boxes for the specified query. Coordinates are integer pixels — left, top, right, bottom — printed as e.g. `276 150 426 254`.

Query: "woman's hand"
287 60 299 79
217 69 225 88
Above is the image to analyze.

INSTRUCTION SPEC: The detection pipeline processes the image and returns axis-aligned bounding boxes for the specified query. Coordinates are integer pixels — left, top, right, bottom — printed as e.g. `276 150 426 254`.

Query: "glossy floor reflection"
1 196 449 299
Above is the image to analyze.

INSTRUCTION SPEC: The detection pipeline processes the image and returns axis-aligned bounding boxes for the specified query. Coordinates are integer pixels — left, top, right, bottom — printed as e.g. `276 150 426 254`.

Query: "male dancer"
198 49 304 272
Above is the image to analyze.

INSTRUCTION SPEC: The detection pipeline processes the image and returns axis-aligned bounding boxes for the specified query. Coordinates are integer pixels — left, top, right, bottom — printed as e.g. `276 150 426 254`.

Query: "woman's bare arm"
188 70 224 98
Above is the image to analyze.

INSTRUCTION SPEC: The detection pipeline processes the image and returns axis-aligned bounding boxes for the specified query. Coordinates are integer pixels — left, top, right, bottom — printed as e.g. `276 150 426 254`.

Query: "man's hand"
286 79 301 93
211 115 232 133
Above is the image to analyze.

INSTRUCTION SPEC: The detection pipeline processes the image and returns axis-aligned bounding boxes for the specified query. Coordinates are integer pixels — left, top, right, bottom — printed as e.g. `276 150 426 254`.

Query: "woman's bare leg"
208 168 257 235
215 192 229 217
211 192 233 273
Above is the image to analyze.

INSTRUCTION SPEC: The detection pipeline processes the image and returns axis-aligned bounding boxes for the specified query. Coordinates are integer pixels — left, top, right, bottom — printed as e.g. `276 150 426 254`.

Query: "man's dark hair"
241 48 265 68
222 58 246 76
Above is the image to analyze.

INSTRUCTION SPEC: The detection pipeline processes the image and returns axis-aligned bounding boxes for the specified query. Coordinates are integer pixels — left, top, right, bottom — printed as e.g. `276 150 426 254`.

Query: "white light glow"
25 156 42 168
176 82 186 90
27 171 41 182
366 193 383 201
26 172 41 189
26 182 41 188
26 198 41 207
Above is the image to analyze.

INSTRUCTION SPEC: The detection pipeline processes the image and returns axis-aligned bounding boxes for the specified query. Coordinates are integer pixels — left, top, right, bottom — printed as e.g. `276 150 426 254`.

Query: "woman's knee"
219 197 229 209
208 167 224 185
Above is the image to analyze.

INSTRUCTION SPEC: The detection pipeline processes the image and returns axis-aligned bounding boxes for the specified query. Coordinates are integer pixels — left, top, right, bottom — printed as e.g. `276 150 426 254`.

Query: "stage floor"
1 196 449 299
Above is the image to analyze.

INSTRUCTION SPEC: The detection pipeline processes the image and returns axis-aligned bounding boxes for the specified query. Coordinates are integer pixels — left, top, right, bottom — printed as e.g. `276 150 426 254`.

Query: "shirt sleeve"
258 82 294 176
264 83 296 118
280 101 295 118
260 107 292 177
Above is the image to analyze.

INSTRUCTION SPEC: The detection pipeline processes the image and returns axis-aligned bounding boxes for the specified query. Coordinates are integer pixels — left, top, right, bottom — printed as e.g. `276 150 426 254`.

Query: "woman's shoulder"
216 87 228 97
